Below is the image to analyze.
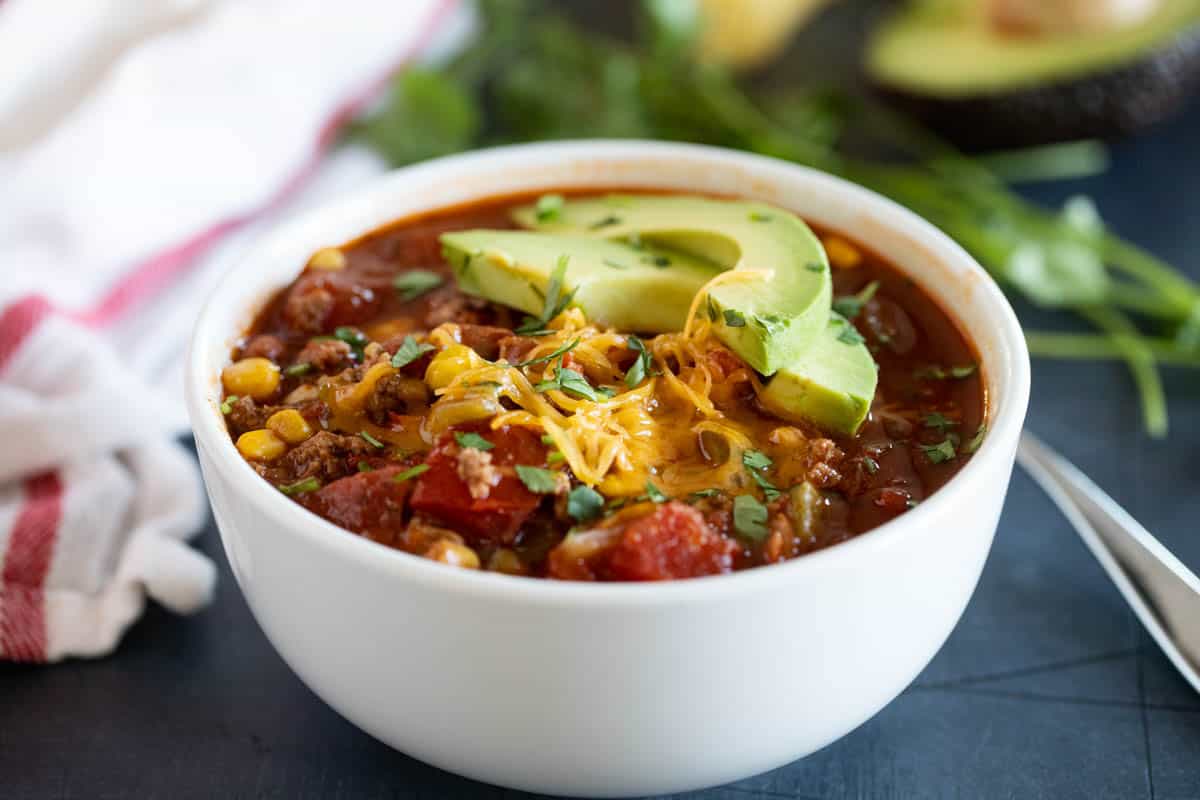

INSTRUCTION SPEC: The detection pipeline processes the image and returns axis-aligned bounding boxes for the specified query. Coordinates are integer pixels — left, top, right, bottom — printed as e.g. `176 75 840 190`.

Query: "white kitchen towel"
0 0 466 661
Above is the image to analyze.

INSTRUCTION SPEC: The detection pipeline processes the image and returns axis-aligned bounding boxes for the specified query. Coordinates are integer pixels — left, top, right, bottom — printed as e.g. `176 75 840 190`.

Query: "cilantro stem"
1025 333 1200 367
1079 307 1168 438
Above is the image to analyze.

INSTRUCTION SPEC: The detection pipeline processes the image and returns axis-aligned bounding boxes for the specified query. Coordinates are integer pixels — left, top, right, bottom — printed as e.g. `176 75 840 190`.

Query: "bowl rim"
186 139 1030 606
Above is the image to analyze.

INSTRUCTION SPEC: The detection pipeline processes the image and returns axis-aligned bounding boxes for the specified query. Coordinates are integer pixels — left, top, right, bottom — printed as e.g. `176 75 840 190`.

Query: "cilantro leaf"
454 432 494 451
392 464 430 483
535 193 564 222
516 465 560 494
733 494 768 541
391 336 435 369
515 338 579 368
567 485 605 522
921 439 957 464
278 477 321 496
644 481 669 503
831 280 880 320
393 269 444 302
922 412 958 433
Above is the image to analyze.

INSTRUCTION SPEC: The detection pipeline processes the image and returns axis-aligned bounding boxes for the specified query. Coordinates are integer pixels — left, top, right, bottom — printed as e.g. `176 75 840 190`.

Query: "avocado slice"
440 231 722 332
867 0 1200 147
757 313 876 435
509 195 832 376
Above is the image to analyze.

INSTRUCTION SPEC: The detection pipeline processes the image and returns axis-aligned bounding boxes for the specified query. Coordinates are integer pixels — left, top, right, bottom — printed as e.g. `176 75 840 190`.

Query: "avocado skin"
872 25 1200 149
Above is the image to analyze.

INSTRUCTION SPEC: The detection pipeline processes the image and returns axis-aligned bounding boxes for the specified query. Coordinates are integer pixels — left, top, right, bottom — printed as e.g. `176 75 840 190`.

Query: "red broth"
220 191 985 580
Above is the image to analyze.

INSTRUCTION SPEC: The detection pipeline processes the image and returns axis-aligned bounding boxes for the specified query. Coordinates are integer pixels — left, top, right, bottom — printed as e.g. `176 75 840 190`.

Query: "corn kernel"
823 236 861 269
308 247 346 271
487 548 526 575
425 539 481 569
266 409 314 444
425 344 485 391
222 357 281 400
236 429 287 462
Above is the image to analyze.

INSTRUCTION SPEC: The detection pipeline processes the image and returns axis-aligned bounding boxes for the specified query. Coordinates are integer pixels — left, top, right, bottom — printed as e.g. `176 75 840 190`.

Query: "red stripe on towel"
0 472 64 662
0 295 53 375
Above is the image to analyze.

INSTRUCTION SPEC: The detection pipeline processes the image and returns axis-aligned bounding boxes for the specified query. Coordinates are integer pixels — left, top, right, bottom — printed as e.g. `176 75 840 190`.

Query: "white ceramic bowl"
186 141 1030 797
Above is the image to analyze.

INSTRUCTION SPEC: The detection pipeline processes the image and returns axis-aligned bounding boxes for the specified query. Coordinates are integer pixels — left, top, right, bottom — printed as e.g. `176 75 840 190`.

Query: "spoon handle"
1017 431 1200 695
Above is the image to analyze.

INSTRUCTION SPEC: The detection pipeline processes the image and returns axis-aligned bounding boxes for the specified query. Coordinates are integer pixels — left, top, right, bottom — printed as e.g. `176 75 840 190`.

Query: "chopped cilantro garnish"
723 309 746 327
393 269 444 302
284 362 312 378
963 424 987 454
644 481 669 503
624 335 656 389
454 432 494 451
742 449 780 500
334 326 368 349
733 494 768 541
921 439 957 464
922 412 958 433
916 364 977 380
535 193 564 222
359 430 385 449
540 434 556 445
706 294 719 322
391 335 435 369
392 464 430 483
357 461 374 473
950 364 978 378
516 254 576 334
220 395 238 415
836 321 866 346
279 477 321 496
862 456 880 475
742 450 772 470
689 488 722 499
588 215 621 229
535 358 604 401
516 465 559 494
831 280 880 320
547 451 565 464
515 338 579 368
567 485 605 522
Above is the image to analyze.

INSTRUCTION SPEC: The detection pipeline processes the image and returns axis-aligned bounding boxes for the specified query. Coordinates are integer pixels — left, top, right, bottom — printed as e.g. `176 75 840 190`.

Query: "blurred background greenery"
348 0 1200 437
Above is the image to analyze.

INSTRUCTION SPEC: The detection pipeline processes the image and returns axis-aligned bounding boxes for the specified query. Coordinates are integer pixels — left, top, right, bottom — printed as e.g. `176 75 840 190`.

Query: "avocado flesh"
867 0 1200 147
758 313 875 435
869 0 1200 96
510 195 831 376
440 231 721 333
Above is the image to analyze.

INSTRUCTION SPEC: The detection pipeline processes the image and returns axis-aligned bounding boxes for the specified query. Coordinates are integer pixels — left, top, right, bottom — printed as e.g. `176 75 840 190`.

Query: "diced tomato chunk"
301 465 413 547
409 426 547 544
606 501 735 581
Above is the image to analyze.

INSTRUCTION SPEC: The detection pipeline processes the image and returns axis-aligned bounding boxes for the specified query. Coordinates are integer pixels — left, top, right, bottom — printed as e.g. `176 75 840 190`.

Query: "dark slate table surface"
4 11 1200 800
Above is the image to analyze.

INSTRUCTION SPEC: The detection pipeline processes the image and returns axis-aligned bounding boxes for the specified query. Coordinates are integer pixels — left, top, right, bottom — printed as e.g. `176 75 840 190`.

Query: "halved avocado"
511 194 832 376
867 0 1200 148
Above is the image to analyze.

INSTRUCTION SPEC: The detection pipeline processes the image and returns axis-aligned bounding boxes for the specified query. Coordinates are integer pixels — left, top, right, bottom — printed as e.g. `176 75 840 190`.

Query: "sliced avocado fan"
439 194 877 434
510 195 832 376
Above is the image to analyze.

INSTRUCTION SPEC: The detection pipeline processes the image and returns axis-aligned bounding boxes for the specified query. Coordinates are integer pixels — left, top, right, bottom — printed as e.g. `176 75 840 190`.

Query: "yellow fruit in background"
695 0 836 69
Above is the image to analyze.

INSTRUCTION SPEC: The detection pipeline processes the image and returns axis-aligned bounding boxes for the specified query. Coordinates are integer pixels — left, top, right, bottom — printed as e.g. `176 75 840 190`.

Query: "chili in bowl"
186 141 1029 796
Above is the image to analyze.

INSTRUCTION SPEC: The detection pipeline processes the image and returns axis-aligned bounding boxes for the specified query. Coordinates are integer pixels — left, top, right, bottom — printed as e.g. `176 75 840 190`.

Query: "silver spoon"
1017 431 1200 694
